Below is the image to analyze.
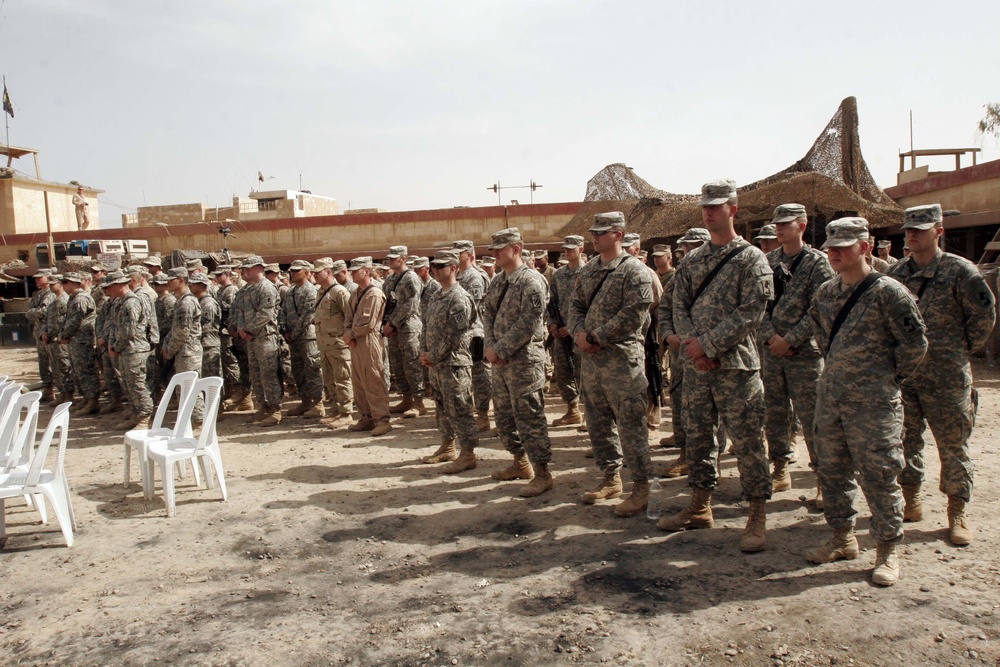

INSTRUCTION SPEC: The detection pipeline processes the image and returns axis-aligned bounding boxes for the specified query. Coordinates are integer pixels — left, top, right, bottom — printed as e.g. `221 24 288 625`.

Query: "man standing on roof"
72 185 90 231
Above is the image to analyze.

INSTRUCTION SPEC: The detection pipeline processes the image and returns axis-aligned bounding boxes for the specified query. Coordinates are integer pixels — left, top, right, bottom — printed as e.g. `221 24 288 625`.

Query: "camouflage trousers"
429 364 479 450
233 336 252 394
580 350 652 482
352 334 390 424
69 342 100 399
202 346 221 380
492 362 551 466
387 328 424 397
472 357 492 413
899 376 975 502
814 392 904 544
103 352 122 401
47 342 74 394
684 367 770 499
119 350 154 418
551 336 580 405
174 353 204 422
320 343 353 417
762 348 822 467
248 334 282 412
278 336 293 389
666 347 686 452
382 336 390 391
289 338 324 401
220 334 241 395
35 338 52 385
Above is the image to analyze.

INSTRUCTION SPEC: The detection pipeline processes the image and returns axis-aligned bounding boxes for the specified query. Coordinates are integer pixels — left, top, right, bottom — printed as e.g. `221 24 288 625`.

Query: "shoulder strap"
769 249 809 311
693 244 751 303
313 284 335 312
586 255 636 309
829 272 883 346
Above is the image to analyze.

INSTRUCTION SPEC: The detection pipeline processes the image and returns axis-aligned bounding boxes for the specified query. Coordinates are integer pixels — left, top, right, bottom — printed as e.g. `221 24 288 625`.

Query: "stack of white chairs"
144 376 228 518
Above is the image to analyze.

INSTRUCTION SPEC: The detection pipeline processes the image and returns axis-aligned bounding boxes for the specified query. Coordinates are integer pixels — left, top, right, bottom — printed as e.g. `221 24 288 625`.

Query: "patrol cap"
557 258 568 267
142 256 163 268
561 235 585 249
588 211 626 234
288 259 314 272
150 273 170 285
312 257 334 271
104 269 131 285
126 265 148 276
61 272 84 284
430 250 460 267
902 204 943 230
212 265 233 275
32 268 51 278
754 224 778 242
89 263 108 273
411 256 429 268
698 179 738 206
638 250 648 261
488 227 523 250
772 203 807 224
877 240 892 249
330 259 348 273
452 240 475 253
386 245 408 259
678 227 711 245
521 249 532 261
185 259 205 271
167 267 189 279
405 258 415 268
480 256 496 266
348 256 373 271
265 263 280 273
622 232 641 248
189 271 211 285
651 244 671 256
241 255 266 269
533 250 547 260
822 217 870 249
49 274 64 283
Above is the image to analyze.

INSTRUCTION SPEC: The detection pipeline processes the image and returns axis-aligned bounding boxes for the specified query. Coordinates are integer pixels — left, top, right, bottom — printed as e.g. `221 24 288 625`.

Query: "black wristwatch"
586 332 598 346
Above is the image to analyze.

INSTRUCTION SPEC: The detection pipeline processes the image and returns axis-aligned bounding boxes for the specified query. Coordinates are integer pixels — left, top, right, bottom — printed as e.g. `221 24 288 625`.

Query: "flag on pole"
3 82 13 118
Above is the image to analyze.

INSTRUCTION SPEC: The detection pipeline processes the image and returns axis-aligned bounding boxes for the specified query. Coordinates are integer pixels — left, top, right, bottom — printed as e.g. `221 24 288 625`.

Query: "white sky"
2 0 998 227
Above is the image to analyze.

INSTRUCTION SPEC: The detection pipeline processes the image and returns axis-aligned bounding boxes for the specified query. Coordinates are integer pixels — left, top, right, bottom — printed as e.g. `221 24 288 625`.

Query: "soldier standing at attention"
453 240 492 432
344 257 392 436
214 266 241 400
267 264 295 397
759 204 835 503
547 235 586 427
42 275 74 406
150 274 175 396
163 268 204 423
106 270 155 431
313 258 355 429
534 250 555 285
419 250 479 473
190 272 222 380
865 235 892 272
887 204 996 546
481 256 497 282
27 269 56 401
571 213 655 516
483 228 554 497
805 218 927 586
282 260 325 420
238 256 283 427
224 265 254 411
753 224 780 254
659 180 774 553
877 240 897 265
94 267 125 416
384 246 426 418
59 273 100 415
623 232 665 432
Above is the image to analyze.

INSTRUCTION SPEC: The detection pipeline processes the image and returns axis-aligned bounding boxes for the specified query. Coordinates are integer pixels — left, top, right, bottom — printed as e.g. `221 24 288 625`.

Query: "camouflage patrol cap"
32 268 51 278
312 257 334 271
651 244 671 257
386 245 408 259
561 235 585 249
348 256 373 271
822 217 870 249
480 256 496 266
557 258 568 267
142 256 162 268
698 179 738 206
241 255 266 269
104 270 130 285
488 227 522 250
638 250 648 261
533 250 547 260
89 263 108 273
167 267 189 279
753 224 778 243
61 272 84 284
521 249 532 261
265 263 280 273
150 273 170 285
330 260 348 273
877 240 892 249
126 264 148 276
288 259 314 272
772 203 807 224
678 227 711 245
902 204 943 230
430 250 460 267
622 232 641 248
588 212 626 233
411 256 430 268
49 274 64 283
212 265 233 275
452 240 475 253
189 271 211 285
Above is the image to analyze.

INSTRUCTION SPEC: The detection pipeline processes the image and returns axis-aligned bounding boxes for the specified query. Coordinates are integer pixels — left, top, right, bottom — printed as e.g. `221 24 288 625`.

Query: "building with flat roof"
123 189 340 227
0 145 102 235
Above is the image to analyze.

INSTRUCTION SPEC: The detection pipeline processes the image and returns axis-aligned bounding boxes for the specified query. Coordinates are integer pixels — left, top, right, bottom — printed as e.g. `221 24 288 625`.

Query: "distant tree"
978 103 1000 139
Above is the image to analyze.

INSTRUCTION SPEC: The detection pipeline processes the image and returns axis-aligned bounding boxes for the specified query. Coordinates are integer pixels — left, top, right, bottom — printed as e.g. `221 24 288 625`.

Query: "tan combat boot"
902 484 923 522
551 401 583 427
403 396 426 419
490 454 534 481
113 412 137 431
740 498 767 552
658 487 713 531
519 464 553 497
245 407 267 424
99 400 123 415
814 479 824 510
580 471 623 504
658 434 676 448
258 410 283 427
303 400 325 419
476 409 491 432
805 527 859 563
371 421 393 436
662 451 688 478
323 413 353 430
348 417 376 432
441 447 477 474
872 542 900 586
81 397 101 416
771 460 792 492
223 389 246 410
614 481 650 517
286 399 312 417
390 395 414 414
947 496 973 546
234 395 254 412
40 384 55 403
421 439 457 464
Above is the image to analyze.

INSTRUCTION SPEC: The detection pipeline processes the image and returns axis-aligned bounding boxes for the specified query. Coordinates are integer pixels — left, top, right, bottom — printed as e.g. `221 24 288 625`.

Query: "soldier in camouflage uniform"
547 235 585 427
88 264 107 392
106 270 155 430
865 235 892 272
805 218 928 587
887 204 996 546
94 269 125 415
150 273 176 397
313 258 354 428
282 260 325 419
58 273 99 415
483 228 554 497
877 240 897 265
163 268 204 422
213 266 241 399
753 224 780 254
127 265 161 396
414 256 440 417
454 240 492 431
42 276 74 405
266 264 295 396
344 257 392 436
383 246 426 418
27 269 56 400
190 272 222 380
481 256 497 282
570 213 655 516
224 266 255 411
659 180 773 553
623 232 665 431
419 250 480 473
759 204 835 503
238 256 283 426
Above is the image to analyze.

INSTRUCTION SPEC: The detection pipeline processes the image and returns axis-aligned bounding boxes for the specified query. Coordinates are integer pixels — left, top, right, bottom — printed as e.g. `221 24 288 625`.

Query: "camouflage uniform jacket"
672 237 773 370
134 284 160 346
198 293 222 350
457 267 486 337
483 263 548 365
27 287 55 340
546 263 582 329
314 282 352 346
342 279 358 295
809 273 928 403
110 291 152 354
156 293 176 343
538 264 555 286
43 292 69 340
344 284 386 344
758 245 835 356
421 283 476 367
568 252 652 361
281 281 318 342
216 283 237 330
388 270 422 332
60 290 97 345
655 268 677 343
228 284 250 335
886 250 996 382
420 276 441 313
868 255 892 272
163 292 202 360
243 280 280 338
95 296 116 345
90 284 105 308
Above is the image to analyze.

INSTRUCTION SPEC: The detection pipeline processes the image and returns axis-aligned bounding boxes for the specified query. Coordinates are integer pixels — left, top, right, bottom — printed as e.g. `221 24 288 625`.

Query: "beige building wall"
0 178 101 235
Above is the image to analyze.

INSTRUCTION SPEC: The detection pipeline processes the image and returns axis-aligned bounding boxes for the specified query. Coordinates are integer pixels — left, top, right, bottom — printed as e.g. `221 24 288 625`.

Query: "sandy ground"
1 345 999 667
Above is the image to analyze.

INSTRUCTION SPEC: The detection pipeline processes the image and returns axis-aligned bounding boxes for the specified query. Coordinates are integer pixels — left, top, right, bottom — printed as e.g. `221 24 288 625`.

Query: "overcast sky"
2 0 997 227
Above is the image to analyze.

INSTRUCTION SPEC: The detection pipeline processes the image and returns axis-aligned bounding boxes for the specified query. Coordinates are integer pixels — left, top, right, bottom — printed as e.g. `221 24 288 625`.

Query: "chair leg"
162 459 177 518
201 455 214 490
31 494 48 524
123 443 132 489
44 487 74 548
144 457 156 502
63 478 77 528
208 449 228 501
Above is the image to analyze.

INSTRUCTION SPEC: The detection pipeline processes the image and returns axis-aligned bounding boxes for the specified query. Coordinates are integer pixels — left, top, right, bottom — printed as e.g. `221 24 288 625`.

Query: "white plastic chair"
123 371 199 494
0 403 76 547
145 377 227 517
0 383 24 457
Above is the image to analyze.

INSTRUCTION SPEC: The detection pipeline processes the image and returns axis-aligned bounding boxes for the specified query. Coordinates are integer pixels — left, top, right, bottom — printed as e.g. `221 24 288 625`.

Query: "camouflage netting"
559 97 904 243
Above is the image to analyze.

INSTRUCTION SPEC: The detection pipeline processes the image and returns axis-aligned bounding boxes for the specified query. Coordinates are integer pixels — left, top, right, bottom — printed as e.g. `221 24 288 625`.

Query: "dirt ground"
1 345 998 667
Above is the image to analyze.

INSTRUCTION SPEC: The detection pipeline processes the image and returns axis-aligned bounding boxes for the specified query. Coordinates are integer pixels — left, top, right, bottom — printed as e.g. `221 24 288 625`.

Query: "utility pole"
486 179 543 205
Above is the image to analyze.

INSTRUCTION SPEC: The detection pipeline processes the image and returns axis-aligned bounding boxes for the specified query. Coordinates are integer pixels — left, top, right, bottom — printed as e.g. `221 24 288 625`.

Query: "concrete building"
0 145 102 235
123 189 340 227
